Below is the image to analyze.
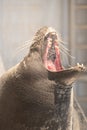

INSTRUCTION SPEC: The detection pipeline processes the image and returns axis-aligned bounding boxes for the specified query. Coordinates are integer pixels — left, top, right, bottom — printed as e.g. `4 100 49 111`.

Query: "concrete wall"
0 0 64 70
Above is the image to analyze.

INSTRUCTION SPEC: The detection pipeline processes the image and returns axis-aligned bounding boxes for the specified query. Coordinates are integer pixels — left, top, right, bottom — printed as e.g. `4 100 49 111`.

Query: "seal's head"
30 26 63 72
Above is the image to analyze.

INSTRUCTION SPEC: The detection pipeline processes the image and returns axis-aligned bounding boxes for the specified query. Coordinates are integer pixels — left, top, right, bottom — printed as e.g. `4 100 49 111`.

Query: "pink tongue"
43 43 63 72
54 45 63 71
46 60 57 71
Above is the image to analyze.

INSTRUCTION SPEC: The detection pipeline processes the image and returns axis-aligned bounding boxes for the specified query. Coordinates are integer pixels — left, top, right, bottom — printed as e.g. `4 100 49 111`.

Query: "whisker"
59 48 75 60
13 40 33 59
15 39 33 53
60 40 68 45
59 44 70 52
58 41 75 60
56 39 70 52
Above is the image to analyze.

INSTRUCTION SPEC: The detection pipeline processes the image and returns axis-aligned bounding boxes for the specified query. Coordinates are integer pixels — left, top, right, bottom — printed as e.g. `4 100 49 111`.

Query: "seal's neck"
55 84 73 130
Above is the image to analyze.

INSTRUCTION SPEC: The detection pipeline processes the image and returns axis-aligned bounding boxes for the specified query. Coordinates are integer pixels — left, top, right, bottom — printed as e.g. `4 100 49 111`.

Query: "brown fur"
0 27 86 130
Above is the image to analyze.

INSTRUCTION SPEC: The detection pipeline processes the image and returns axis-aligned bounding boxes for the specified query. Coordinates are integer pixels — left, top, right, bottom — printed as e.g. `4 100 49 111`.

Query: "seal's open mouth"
43 31 63 72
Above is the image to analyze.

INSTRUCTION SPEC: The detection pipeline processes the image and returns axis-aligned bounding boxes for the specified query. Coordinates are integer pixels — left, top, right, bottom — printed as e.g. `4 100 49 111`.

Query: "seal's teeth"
77 63 84 68
77 63 80 66
82 64 83 67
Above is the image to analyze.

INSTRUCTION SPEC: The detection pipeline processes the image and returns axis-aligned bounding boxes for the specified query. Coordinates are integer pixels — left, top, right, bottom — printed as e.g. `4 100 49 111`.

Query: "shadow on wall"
0 55 5 76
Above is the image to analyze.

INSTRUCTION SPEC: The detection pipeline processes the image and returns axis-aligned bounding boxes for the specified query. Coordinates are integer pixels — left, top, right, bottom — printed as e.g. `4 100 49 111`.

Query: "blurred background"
0 0 87 116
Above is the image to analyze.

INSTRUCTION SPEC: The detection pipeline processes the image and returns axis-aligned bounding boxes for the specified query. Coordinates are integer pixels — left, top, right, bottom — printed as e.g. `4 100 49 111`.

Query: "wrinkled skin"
0 26 87 130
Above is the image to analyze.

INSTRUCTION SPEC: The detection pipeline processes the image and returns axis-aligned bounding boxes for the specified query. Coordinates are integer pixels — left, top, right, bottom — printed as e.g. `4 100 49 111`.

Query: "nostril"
51 34 57 41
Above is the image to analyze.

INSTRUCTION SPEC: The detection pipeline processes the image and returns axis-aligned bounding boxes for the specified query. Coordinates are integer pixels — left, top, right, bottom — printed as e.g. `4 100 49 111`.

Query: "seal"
0 26 86 130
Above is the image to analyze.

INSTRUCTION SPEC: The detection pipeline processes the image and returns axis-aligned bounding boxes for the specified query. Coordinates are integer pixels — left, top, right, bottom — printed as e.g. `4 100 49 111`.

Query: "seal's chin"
43 32 63 72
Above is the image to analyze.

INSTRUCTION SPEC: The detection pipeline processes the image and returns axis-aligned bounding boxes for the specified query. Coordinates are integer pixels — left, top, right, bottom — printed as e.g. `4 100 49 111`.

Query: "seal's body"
0 27 86 130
